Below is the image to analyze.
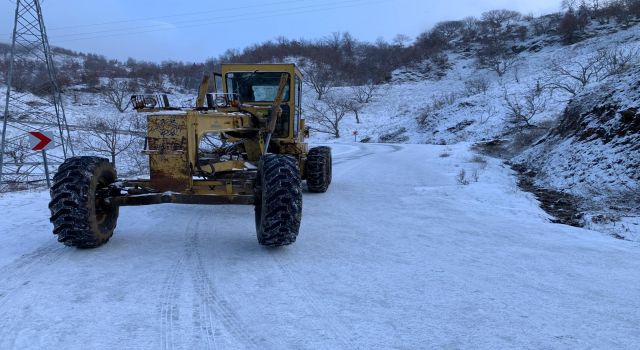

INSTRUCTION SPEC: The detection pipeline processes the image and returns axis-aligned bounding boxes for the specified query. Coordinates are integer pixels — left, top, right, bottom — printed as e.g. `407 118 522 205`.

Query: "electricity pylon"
1 0 74 192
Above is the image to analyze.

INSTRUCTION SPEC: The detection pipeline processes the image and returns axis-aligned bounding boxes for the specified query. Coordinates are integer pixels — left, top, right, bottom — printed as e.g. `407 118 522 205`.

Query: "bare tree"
464 77 490 95
101 78 133 113
502 85 548 128
544 51 607 97
76 114 140 169
562 0 579 10
122 138 148 175
481 9 522 37
2 136 30 175
339 96 364 124
479 101 496 124
306 96 349 138
559 8 580 44
478 46 519 77
577 2 591 30
598 47 640 79
475 9 522 76
392 34 412 48
628 0 640 17
303 61 335 100
544 48 638 99
431 20 465 43
351 82 379 103
460 16 480 43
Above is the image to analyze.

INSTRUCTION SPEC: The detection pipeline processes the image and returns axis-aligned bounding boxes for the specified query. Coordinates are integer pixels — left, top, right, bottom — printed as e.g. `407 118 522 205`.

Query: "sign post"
28 131 54 188
352 130 359 142
42 149 51 188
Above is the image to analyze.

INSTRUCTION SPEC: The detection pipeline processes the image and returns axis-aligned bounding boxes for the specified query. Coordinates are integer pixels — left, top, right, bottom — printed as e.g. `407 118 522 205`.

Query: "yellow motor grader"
48 64 332 248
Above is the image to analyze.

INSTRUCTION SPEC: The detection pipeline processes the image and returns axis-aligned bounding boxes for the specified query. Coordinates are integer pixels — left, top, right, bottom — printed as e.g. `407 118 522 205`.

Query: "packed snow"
1 143 639 349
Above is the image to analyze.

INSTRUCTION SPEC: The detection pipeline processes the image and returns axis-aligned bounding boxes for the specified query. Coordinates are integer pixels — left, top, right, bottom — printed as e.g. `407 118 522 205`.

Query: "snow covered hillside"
515 64 640 240
308 22 640 145
1 143 639 349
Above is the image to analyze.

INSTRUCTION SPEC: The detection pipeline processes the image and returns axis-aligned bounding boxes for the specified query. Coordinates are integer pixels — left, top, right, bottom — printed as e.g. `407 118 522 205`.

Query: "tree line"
1 0 639 96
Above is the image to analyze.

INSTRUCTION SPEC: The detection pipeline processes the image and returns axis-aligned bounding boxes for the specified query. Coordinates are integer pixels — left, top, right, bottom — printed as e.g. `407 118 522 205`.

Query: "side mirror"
300 119 310 137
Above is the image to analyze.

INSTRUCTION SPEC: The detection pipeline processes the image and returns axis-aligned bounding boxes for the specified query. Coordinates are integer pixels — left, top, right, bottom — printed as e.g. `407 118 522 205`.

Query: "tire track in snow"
158 216 259 349
0 242 66 349
185 224 217 350
159 252 186 350
159 215 215 350
332 144 402 165
0 243 65 309
269 253 354 348
190 219 260 349
0 243 65 302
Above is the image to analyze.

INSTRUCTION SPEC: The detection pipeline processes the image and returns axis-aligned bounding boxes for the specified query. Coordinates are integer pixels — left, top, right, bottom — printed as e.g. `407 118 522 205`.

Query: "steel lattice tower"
0 0 73 191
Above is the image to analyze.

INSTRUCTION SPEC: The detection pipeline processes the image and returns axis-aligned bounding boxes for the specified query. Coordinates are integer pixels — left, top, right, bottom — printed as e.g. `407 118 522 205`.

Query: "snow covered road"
0 143 639 349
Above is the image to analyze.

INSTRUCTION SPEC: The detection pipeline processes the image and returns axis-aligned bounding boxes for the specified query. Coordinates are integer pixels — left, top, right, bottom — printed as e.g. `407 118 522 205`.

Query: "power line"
52 0 391 43
45 0 315 31
2 0 386 37
51 0 373 39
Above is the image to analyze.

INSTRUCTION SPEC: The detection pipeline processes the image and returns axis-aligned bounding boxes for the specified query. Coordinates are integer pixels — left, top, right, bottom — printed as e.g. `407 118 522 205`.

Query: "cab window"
294 76 301 135
225 72 290 102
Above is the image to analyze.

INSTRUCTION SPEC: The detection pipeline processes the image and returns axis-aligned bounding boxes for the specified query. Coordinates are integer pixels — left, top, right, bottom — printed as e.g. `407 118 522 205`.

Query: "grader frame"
48 63 332 248
118 64 304 205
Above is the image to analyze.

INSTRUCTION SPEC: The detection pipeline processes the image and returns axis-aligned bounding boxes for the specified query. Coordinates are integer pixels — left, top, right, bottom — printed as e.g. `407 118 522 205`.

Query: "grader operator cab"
48 64 332 248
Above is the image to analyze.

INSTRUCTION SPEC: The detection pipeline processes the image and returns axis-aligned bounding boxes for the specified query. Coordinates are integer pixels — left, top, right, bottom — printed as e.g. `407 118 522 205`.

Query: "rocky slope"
514 65 639 238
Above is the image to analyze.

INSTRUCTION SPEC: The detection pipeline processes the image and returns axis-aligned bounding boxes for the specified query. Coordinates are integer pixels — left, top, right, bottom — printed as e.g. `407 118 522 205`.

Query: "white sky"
0 0 561 62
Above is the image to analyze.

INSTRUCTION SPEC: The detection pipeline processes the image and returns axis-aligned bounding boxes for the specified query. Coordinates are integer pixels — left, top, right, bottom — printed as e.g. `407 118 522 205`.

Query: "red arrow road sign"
29 131 53 151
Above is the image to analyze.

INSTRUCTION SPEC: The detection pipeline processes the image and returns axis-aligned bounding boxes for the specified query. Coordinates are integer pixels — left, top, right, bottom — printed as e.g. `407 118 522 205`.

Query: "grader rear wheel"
255 154 302 246
305 146 332 193
49 156 119 248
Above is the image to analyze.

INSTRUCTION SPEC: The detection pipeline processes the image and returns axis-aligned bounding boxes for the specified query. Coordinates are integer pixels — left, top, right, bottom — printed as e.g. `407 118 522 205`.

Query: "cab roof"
220 63 303 78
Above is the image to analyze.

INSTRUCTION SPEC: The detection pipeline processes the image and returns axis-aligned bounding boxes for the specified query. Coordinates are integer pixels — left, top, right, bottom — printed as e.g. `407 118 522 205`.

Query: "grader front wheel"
49 157 120 248
255 154 302 246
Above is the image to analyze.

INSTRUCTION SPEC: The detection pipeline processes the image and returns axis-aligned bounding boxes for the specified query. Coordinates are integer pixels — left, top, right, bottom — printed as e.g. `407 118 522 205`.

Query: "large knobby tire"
49 156 120 248
255 154 302 246
305 146 332 193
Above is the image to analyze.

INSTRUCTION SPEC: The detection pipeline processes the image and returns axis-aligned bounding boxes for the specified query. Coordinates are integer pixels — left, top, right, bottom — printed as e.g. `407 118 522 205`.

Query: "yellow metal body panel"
147 114 192 192
147 110 258 192
142 64 311 197
220 63 303 80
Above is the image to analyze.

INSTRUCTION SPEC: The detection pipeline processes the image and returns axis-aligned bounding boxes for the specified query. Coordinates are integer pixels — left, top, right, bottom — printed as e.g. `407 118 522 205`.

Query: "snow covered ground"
0 143 638 349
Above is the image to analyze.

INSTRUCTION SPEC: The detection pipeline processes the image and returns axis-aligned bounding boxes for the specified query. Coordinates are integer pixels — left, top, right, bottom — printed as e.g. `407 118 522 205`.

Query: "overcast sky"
0 0 560 62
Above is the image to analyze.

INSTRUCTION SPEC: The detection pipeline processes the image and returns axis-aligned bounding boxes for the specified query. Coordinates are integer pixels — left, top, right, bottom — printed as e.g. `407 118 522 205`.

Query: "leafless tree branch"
351 83 379 104
303 61 335 100
502 84 548 129
306 95 349 138
76 114 139 169
100 78 133 113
